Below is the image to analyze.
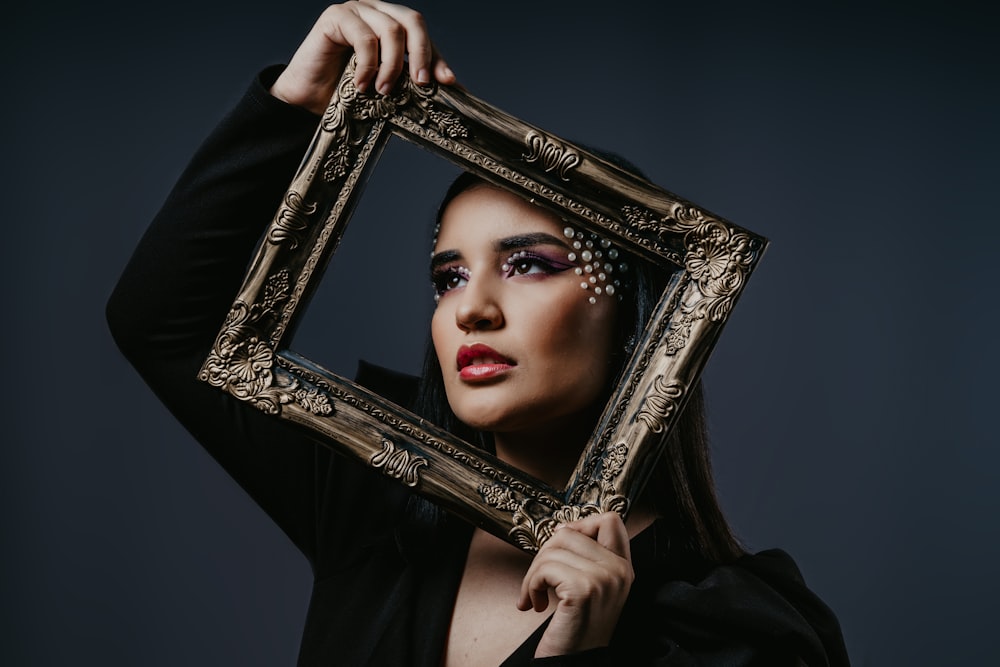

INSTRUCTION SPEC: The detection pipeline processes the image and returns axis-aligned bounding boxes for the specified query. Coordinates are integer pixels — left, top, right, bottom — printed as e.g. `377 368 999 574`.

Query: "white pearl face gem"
560 222 630 304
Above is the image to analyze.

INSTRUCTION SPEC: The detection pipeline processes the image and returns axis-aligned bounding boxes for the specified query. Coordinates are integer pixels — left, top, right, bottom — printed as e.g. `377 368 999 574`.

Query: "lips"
456 343 516 380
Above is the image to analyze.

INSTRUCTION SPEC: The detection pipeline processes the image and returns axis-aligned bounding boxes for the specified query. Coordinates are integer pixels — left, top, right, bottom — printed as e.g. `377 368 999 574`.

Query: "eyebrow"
430 232 570 272
495 232 569 253
430 249 462 272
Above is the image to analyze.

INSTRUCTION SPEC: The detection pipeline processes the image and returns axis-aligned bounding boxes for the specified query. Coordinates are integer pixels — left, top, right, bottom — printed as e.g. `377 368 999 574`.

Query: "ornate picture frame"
198 57 768 553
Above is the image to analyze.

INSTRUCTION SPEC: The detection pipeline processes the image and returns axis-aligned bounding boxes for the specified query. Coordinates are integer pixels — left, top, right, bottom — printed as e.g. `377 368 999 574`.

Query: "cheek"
534 292 617 360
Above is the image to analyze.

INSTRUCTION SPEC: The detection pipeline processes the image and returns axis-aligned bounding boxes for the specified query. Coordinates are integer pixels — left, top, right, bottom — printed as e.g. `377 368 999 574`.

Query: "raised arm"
106 0 452 562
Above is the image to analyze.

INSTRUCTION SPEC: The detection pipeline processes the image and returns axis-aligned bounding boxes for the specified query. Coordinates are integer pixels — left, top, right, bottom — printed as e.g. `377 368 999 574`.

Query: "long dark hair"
414 168 743 565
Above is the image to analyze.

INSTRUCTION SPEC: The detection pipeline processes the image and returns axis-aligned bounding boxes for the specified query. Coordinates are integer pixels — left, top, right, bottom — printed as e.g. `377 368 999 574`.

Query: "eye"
510 257 545 275
502 251 572 278
431 265 470 298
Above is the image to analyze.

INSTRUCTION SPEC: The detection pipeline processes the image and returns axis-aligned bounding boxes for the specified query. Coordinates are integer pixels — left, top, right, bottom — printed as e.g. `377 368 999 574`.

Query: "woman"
107 2 849 664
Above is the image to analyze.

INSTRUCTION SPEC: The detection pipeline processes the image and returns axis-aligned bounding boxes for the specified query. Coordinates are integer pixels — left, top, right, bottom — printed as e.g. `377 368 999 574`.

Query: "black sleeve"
106 66 332 563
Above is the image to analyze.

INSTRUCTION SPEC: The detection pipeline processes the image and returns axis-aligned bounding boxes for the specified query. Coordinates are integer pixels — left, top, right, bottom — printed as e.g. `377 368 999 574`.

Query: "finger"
519 560 567 613
516 579 548 613
558 512 631 560
543 520 634 590
520 552 609 612
372 20 406 94
517 565 547 612
311 6 381 93
432 47 456 85
360 0 455 86
348 4 408 94
365 1 433 84
536 532 631 585
518 546 562 612
518 537 609 612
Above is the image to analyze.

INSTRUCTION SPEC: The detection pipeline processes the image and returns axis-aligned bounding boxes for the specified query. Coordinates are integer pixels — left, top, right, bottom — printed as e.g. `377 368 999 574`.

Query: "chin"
450 404 517 432
450 401 579 438
445 383 605 437
447 396 526 433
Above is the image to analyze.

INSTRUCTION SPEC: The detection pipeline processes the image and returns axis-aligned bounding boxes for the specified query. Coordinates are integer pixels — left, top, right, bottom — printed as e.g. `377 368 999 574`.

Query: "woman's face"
430 183 619 436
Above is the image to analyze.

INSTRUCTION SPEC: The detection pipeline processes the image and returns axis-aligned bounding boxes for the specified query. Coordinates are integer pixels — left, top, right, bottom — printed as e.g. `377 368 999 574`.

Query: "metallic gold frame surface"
198 57 768 552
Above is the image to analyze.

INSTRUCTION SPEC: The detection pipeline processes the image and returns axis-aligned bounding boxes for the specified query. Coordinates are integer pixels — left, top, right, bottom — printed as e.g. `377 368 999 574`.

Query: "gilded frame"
198 58 768 552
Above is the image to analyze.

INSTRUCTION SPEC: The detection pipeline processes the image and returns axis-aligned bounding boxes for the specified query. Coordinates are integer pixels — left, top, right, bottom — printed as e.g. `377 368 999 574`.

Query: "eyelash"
430 251 573 299
502 251 573 278
431 265 471 298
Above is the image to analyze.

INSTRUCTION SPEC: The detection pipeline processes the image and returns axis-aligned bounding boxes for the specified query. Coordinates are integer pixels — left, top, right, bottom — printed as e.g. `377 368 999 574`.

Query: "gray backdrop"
5 1 998 664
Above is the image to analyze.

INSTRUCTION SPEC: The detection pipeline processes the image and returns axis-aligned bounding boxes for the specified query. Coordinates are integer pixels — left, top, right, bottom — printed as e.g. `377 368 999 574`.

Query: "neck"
491 415 596 489
491 414 661 540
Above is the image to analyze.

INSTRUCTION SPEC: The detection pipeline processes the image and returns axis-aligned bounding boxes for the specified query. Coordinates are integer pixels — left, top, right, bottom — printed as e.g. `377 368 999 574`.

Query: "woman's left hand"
518 511 635 658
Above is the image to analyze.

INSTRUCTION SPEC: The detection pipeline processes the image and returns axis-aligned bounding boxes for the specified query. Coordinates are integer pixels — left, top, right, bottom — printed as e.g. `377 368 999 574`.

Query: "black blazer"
107 66 849 667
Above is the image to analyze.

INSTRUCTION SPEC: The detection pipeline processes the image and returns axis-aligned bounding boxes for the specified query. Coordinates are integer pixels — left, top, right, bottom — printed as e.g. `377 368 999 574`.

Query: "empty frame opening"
290 137 461 380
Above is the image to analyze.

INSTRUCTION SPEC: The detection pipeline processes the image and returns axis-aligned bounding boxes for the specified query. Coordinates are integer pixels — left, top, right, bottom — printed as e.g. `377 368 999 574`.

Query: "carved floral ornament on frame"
199 56 767 553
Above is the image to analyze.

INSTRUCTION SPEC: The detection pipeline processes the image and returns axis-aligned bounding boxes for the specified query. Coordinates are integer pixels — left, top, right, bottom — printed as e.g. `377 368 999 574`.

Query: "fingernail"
443 65 455 80
416 68 430 85
354 78 367 93
377 82 392 96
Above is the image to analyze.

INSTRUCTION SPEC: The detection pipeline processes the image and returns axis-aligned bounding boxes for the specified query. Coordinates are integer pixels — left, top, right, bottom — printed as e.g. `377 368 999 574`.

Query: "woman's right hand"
270 0 456 116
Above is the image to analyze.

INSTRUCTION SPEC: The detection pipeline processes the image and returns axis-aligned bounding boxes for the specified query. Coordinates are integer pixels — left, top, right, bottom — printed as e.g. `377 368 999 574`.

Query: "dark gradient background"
4 1 998 665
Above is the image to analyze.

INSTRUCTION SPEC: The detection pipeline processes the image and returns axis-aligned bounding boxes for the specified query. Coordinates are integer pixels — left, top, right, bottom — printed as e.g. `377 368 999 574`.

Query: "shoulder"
620 525 850 666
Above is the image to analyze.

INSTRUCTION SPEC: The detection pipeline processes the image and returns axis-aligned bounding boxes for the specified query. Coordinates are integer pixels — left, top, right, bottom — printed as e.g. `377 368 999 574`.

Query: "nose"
454 276 504 332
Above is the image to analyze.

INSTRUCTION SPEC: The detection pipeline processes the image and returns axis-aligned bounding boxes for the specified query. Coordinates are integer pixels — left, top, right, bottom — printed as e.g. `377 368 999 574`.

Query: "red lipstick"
456 343 515 381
